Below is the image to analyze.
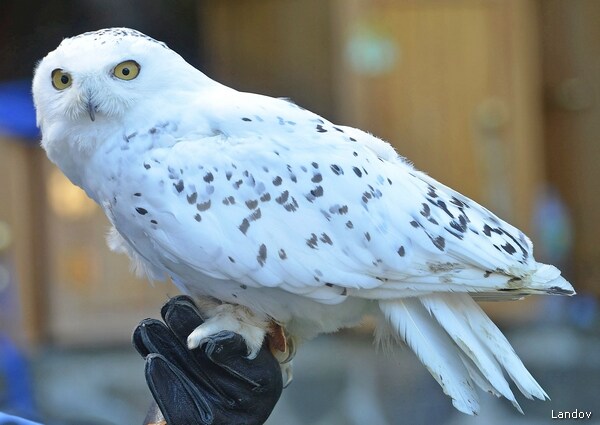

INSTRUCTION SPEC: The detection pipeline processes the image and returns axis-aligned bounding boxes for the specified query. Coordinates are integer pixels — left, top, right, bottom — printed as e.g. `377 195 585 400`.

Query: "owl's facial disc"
49 59 142 122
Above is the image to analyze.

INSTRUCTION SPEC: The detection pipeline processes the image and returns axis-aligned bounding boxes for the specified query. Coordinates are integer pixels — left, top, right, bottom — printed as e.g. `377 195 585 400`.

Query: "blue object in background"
0 80 39 142
0 335 37 421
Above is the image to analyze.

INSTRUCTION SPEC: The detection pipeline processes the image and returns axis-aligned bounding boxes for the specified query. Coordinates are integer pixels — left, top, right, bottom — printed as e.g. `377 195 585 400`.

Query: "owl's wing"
114 94 572 304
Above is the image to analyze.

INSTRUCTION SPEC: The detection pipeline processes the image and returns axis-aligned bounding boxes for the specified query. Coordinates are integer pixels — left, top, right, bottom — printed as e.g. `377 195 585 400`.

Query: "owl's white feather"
33 28 574 414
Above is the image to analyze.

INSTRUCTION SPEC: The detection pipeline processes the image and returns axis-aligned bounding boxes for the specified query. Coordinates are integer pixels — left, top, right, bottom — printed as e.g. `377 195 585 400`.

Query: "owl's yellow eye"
51 69 72 90
113 60 140 80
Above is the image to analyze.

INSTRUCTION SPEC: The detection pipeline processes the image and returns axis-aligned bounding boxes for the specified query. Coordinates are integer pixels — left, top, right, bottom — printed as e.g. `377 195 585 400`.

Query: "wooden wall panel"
541 0 600 294
198 0 334 118
0 141 46 345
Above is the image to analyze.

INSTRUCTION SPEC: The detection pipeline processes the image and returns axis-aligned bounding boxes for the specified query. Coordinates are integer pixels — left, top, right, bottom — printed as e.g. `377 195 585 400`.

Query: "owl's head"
32 28 201 132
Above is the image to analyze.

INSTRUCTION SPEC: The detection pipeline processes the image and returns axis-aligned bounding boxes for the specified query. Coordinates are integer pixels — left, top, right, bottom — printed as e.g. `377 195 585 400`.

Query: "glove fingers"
133 318 170 358
203 332 284 424
133 317 198 370
145 353 214 425
205 331 283 390
161 295 206 346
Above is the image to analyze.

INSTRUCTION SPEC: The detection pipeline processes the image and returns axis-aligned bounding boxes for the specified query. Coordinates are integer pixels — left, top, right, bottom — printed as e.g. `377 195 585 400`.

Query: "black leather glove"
133 295 283 425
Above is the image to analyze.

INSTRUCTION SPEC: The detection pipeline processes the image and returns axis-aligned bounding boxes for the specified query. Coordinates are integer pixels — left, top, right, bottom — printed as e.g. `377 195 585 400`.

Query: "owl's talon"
187 304 267 358
281 362 294 388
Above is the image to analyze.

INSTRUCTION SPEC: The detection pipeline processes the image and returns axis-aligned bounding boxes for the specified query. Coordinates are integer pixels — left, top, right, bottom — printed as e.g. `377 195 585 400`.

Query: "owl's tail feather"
378 294 547 415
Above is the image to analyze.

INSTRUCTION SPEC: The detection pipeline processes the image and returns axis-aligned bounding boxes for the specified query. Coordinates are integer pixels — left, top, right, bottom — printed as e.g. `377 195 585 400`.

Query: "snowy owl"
33 28 574 414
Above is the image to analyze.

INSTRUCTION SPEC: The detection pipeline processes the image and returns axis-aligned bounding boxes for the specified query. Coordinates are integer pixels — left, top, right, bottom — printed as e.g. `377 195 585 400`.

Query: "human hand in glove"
133 295 283 425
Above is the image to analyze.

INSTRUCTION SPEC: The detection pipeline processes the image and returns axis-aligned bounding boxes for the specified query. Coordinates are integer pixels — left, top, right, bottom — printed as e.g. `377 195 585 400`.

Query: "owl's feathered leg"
187 301 269 358
188 298 296 386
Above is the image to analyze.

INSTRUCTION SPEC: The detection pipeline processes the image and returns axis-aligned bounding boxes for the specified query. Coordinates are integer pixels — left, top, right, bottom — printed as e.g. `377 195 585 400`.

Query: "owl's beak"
86 99 96 122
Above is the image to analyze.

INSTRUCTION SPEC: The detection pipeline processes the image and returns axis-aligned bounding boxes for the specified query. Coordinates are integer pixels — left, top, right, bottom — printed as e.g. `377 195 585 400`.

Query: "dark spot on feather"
278 249 287 260
260 193 271 202
135 207 148 215
398 246 405 257
410 220 420 228
346 220 354 229
364 232 371 242
353 167 362 177
310 186 324 198
427 185 438 198
246 199 258 210
226 171 233 181
223 196 235 205
445 227 464 240
435 200 453 218
134 192 142 197
242 117 252 122
203 172 214 183
484 270 492 278
272 176 283 186
330 164 343 175
257 244 267 266
502 242 517 255
239 218 250 235
150 219 157 224
483 224 501 237
311 173 323 183
234 180 243 189
194 213 202 222
187 192 198 204
431 236 445 251
283 197 299 212
249 208 262 221
174 180 184 193
276 190 289 204
450 196 467 208
240 284 247 290
350 137 357 142
329 204 348 215
307 233 318 249
316 124 327 133
548 286 574 295
320 233 333 245
144 163 151 170
228 256 235 263
197 200 211 212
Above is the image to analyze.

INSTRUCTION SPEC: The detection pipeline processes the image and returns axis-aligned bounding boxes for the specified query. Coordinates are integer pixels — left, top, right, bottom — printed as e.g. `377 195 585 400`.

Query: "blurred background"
1 0 599 424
